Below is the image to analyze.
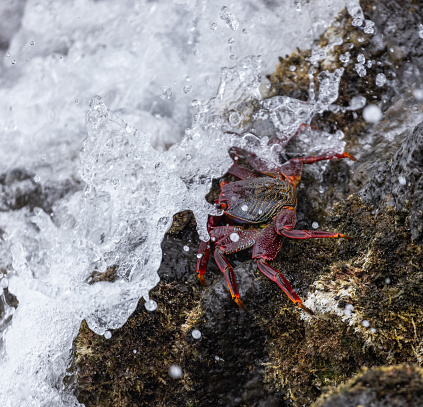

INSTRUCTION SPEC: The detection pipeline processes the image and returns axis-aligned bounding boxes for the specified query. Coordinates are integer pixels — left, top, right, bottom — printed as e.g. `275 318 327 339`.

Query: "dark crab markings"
220 177 296 224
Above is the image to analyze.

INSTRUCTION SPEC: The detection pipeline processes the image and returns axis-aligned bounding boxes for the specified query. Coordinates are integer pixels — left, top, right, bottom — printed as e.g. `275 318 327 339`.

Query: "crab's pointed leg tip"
198 275 207 287
340 234 353 240
346 153 358 161
235 297 246 310
299 303 314 316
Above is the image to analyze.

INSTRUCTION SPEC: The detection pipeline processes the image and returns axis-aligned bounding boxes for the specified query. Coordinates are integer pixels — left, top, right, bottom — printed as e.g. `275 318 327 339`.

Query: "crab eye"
216 202 228 210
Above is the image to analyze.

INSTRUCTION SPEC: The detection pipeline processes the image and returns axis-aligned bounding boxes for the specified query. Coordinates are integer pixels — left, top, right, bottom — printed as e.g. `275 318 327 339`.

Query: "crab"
196 147 357 315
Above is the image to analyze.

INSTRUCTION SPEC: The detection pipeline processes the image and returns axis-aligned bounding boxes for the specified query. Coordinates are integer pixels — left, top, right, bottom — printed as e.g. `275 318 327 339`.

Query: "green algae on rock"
312 364 423 407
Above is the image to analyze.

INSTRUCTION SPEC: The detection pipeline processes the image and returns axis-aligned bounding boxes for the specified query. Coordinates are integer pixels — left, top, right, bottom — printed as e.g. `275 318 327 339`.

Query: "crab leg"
281 229 352 240
279 152 357 184
228 163 259 180
214 248 246 310
252 222 313 315
255 259 313 315
196 240 211 286
274 207 352 240
211 227 261 309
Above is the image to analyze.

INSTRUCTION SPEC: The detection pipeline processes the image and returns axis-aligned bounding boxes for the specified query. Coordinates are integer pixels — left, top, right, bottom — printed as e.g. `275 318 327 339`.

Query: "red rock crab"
196 147 356 315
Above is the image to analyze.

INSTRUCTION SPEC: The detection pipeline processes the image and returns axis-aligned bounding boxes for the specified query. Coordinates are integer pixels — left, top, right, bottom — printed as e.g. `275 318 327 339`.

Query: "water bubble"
183 245 189 252
197 253 203 259
169 365 182 379
355 63 366 77
229 111 241 126
75 99 79 104
413 88 423 102
0 277 9 289
6 52 10 57
348 95 366 110
370 327 377 333
230 232 239 242
133 349 137 354
364 20 375 34
183 85 192 94
289 65 296 72
160 86 172 100
362 320 370 328
145 299 158 311
398 175 406 185
30 40 35 45
241 205 248 212
34 175 40 183
210 23 217 31
419 24 423 39
219 6 239 31
228 37 235 44
357 54 365 63
11 59 16 65
192 329 202 339
104 330 112 339
385 277 391 284
375 73 386 87
339 52 350 64
363 104 382 123
312 222 319 229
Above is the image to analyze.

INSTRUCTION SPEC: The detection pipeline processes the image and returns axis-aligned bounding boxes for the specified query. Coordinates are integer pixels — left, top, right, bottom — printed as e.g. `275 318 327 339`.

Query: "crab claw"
298 302 314 316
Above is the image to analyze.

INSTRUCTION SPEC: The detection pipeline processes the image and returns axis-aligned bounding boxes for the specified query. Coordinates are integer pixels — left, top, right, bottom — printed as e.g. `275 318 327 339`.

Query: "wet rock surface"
74 2 423 406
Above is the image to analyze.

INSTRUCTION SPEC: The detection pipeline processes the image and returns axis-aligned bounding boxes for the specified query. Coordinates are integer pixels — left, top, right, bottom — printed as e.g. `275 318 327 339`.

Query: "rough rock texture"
74 1 423 406
313 365 423 407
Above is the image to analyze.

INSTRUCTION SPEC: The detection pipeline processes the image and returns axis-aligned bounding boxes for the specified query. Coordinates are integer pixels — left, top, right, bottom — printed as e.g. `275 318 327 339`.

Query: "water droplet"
228 37 235 44
160 86 172 100
413 88 423 102
357 53 365 63
133 349 137 353
418 24 423 39
0 277 9 289
229 111 241 126
192 329 201 339
230 233 239 242
398 175 406 185
145 299 158 311
183 85 192 94
385 277 391 284
6 52 10 58
183 245 189 252
210 23 217 31
289 65 296 72
75 99 79 104
364 20 375 34
375 73 386 87
11 60 16 65
355 63 366 77
34 175 40 183
219 6 239 31
362 320 370 328
241 205 248 212
30 40 35 46
363 105 382 123
312 222 319 229
370 327 376 333
104 330 112 339
169 365 182 379
197 253 203 259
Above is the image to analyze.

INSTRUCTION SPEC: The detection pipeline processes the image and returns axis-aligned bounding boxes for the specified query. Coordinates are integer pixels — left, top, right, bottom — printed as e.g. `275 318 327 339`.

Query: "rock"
313 365 423 407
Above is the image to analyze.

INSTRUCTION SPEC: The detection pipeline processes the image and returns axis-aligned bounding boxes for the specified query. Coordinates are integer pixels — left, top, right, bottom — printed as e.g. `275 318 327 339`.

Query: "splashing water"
0 0 347 405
